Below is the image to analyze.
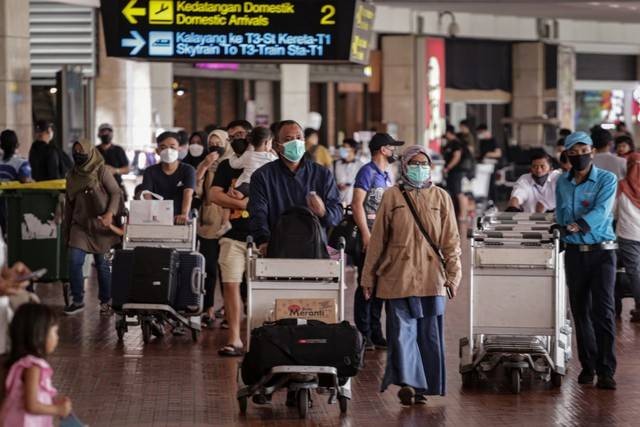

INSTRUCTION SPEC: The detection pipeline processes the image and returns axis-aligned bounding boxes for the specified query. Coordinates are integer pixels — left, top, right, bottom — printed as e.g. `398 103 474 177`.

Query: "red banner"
425 38 445 153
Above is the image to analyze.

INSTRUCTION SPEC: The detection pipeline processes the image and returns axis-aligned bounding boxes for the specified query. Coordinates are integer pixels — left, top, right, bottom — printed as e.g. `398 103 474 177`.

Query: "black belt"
565 241 618 252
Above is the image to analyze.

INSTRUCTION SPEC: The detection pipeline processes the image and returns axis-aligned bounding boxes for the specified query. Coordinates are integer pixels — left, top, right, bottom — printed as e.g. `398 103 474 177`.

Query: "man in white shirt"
508 153 560 212
592 127 626 180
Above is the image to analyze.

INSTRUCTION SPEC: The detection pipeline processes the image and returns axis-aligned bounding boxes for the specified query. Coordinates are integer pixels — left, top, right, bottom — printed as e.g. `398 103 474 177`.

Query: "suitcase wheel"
238 396 247 415
191 329 200 343
551 371 562 388
510 369 521 394
141 320 152 344
298 390 310 419
116 319 127 341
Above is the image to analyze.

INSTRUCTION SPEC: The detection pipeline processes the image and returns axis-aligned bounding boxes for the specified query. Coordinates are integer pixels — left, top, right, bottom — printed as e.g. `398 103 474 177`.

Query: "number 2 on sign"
320 5 336 25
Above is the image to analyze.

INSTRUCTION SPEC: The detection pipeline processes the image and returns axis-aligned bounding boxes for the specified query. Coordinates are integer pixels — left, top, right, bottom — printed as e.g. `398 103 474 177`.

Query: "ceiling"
375 1 640 23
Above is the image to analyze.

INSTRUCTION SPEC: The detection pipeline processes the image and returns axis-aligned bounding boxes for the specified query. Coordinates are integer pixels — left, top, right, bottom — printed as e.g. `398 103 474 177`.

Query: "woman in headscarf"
195 129 231 327
615 152 640 322
183 131 209 169
63 139 122 316
360 144 462 406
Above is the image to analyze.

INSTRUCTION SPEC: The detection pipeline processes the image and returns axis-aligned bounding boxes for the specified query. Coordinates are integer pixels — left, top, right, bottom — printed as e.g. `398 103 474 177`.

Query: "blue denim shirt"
249 156 342 245
555 165 617 244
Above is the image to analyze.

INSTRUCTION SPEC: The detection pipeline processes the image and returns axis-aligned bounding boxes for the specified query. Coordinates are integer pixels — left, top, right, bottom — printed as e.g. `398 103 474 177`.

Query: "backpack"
266 206 329 259
460 145 476 180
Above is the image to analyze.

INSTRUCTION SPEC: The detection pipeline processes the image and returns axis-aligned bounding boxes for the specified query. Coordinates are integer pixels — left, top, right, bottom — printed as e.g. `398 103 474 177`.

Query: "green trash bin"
2 189 70 304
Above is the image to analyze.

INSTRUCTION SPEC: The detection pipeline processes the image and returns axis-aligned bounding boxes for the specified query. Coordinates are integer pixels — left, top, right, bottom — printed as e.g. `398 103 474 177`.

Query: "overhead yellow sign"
122 0 146 24
149 0 174 25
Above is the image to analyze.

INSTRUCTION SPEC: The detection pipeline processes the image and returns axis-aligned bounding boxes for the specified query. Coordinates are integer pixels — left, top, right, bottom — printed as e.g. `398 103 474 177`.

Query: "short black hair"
616 121 627 131
275 120 303 142
176 130 189 146
459 119 470 128
615 135 635 150
530 152 552 165
226 120 253 132
304 128 319 139
34 119 53 133
342 138 359 150
156 131 180 145
248 126 272 149
1 129 18 161
445 124 456 135
591 128 613 150
476 124 488 132
8 303 58 367
559 128 572 138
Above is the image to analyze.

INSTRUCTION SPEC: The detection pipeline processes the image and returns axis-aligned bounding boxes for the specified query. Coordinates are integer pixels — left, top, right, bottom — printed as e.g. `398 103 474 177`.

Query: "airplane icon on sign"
155 3 169 15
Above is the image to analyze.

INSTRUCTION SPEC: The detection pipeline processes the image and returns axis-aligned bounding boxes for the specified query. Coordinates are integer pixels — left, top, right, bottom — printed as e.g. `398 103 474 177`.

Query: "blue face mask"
406 164 431 185
282 139 306 163
339 147 350 160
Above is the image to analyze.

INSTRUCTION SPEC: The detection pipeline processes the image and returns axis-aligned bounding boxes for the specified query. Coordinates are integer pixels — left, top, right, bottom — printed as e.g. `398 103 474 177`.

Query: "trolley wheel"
462 371 476 388
191 329 200 342
297 390 309 419
116 323 126 341
338 396 348 414
551 372 563 388
238 396 248 415
141 320 151 344
511 369 521 394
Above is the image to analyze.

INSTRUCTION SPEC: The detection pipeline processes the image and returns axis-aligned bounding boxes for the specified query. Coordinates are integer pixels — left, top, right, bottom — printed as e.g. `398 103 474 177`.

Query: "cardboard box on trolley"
275 298 338 324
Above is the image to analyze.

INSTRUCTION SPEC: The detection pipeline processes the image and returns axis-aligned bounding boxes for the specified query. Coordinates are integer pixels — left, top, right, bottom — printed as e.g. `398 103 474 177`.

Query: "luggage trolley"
236 237 351 418
460 212 572 393
113 215 206 343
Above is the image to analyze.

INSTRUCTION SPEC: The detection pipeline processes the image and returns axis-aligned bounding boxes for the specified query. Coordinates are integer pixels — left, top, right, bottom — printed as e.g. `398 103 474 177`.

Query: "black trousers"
565 247 617 376
198 237 220 311
353 249 384 341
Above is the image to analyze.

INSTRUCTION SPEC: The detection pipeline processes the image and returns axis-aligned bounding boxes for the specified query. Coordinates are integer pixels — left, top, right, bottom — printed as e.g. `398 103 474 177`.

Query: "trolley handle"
191 266 204 294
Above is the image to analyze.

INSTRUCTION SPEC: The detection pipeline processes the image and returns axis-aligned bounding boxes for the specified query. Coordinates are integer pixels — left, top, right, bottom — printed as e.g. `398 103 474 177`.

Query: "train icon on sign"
149 31 174 56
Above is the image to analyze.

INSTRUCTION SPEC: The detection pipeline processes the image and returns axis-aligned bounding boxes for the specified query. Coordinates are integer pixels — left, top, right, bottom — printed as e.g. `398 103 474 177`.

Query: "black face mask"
73 152 89 165
533 173 549 186
99 134 112 145
209 146 225 157
230 138 248 156
568 153 591 171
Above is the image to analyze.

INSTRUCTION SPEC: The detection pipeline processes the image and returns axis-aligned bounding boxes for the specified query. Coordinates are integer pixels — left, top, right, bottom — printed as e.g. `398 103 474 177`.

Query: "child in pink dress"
0 303 72 426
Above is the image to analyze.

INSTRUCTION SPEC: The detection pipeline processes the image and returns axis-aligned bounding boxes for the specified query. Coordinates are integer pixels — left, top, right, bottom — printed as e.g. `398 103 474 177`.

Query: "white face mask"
160 148 179 164
189 144 204 157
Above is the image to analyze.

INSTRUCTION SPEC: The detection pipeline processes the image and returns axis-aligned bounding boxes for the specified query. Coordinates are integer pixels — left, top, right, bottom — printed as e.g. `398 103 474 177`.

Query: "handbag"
328 205 360 256
85 166 125 217
399 185 452 298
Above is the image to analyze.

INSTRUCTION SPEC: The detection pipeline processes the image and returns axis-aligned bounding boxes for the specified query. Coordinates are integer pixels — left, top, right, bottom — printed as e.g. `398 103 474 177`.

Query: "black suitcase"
241 319 365 386
128 247 179 305
173 252 206 313
111 249 135 310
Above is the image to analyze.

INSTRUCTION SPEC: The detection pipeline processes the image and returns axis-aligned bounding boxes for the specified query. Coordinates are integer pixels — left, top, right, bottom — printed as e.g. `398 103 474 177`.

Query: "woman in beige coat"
361 144 462 406
63 139 122 315
195 129 230 327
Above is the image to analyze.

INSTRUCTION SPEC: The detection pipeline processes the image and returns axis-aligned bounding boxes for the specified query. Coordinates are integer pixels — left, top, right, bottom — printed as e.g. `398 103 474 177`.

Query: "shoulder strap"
399 184 446 269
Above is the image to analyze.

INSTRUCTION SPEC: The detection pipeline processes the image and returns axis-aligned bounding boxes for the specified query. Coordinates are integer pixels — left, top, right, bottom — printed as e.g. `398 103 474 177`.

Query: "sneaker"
596 376 617 390
201 315 215 329
364 336 375 351
99 303 113 316
63 302 85 316
578 369 595 385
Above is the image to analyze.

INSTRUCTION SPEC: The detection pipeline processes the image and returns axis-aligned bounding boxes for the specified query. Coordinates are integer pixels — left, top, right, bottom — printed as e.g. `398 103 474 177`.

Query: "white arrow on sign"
121 30 146 56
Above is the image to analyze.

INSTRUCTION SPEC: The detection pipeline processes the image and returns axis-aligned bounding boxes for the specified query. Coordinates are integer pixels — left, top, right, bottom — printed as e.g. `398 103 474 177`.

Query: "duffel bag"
241 319 365 386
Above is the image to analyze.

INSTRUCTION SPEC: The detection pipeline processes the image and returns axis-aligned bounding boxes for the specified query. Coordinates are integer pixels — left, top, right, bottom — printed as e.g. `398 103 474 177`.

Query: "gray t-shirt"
593 152 626 180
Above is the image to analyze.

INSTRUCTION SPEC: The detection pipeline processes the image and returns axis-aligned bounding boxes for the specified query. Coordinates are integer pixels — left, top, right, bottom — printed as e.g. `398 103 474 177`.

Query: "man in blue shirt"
556 131 618 390
249 120 342 254
352 133 404 350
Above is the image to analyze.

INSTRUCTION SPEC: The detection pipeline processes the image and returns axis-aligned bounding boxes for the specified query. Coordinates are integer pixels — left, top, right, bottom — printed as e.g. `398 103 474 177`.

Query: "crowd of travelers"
0 115 638 423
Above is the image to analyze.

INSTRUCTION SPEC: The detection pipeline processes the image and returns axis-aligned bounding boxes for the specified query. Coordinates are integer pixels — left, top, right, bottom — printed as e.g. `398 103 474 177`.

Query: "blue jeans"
69 247 111 305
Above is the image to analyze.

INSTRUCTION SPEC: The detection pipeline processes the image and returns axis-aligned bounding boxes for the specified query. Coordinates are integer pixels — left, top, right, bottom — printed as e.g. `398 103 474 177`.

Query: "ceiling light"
49 87 58 94
438 11 460 38
363 65 372 78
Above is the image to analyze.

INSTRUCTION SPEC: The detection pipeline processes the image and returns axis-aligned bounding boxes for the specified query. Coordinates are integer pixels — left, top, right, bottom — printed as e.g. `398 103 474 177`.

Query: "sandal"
414 394 427 405
218 345 244 357
201 315 215 329
397 386 415 406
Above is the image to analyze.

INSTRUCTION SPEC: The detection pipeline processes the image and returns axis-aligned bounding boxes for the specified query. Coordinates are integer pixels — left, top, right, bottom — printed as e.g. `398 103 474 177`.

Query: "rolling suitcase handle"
190 266 204 295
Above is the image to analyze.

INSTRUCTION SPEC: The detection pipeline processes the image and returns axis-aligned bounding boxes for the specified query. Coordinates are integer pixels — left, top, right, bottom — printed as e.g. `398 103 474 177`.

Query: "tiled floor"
33 238 640 427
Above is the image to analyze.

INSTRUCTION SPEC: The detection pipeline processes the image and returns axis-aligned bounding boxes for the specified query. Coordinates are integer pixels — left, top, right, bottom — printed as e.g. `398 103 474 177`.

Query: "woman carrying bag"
360 144 462 406
195 129 230 327
63 139 122 316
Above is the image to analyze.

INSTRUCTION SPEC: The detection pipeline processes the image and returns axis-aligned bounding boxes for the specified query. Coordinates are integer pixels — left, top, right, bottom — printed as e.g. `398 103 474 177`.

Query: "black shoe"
578 369 595 385
596 376 617 390
372 336 388 349
364 336 375 351
63 302 85 316
150 319 165 338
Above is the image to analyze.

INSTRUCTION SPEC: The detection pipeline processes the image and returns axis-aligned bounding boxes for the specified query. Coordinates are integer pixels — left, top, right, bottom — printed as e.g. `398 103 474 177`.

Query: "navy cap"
564 131 593 150
369 133 404 152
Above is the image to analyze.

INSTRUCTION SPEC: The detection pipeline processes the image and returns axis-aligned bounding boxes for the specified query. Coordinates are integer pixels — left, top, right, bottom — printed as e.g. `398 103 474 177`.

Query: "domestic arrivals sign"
100 0 375 64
